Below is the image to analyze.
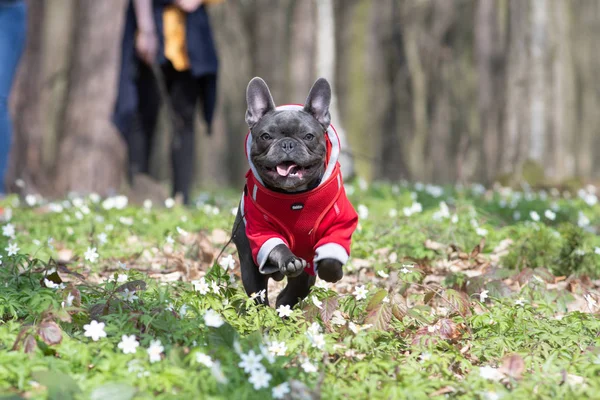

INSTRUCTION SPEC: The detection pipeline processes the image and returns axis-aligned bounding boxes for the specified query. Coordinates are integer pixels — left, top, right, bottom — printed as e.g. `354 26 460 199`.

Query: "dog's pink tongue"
276 163 297 177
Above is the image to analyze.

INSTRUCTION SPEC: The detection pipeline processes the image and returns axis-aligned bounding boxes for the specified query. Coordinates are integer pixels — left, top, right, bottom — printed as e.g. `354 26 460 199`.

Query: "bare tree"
315 0 354 179
55 0 128 195
7 0 46 194
475 0 507 182
8 0 600 194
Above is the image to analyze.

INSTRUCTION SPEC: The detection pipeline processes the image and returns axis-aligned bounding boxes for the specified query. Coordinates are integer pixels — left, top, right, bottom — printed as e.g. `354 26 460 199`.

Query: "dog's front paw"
317 258 343 282
279 256 307 277
268 244 307 278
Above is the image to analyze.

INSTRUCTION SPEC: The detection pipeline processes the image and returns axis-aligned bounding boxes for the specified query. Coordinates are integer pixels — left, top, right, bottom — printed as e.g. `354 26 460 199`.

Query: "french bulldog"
232 77 358 309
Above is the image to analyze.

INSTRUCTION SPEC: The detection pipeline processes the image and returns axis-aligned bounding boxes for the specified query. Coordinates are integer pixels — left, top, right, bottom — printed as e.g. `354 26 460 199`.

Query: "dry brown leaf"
492 239 513 254
500 353 525 380
24 334 37 353
57 248 74 263
470 237 485 258
210 229 229 245
436 318 462 341
37 321 63 345
148 271 183 282
424 239 446 251
429 386 455 397
373 246 391 259
170 254 203 281
194 232 217 265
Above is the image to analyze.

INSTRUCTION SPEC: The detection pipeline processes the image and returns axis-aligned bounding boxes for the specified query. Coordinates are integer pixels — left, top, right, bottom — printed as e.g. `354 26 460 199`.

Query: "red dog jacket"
241 105 358 276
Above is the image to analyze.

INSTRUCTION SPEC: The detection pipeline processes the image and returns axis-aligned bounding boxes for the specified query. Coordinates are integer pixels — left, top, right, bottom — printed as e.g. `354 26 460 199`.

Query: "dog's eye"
304 133 315 141
260 133 272 140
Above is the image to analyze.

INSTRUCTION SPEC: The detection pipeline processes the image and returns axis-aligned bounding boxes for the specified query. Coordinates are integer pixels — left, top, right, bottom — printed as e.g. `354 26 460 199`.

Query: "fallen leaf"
436 318 461 341
319 296 339 323
366 289 388 311
429 386 455 397
500 353 525 380
365 302 392 331
37 321 62 345
425 239 446 251
210 229 229 245
444 289 471 316
57 248 74 263
24 334 37 353
470 237 485 258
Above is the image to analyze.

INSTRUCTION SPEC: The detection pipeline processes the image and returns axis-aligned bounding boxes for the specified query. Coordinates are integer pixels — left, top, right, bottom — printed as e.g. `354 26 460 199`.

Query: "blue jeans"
0 0 26 193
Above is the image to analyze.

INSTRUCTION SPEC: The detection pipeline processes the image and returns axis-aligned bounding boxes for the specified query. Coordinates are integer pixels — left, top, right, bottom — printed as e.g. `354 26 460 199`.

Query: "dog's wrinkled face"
245 77 332 192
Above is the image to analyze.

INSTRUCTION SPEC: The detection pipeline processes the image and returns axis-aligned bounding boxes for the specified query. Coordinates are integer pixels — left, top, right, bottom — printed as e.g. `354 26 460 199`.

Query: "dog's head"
245 77 332 192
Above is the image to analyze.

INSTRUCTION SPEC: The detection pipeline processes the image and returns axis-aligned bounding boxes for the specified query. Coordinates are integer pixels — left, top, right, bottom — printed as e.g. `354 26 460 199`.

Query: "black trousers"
126 61 210 205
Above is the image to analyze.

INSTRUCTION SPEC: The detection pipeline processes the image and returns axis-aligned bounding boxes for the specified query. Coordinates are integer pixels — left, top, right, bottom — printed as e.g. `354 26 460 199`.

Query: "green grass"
1 182 600 399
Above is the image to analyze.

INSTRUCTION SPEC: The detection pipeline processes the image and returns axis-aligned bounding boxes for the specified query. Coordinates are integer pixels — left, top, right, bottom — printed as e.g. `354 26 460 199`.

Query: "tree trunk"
315 0 354 179
501 0 529 181
54 0 127 195
548 0 575 180
290 0 316 103
401 1 429 181
528 0 548 165
198 0 253 188
7 0 46 194
475 0 506 183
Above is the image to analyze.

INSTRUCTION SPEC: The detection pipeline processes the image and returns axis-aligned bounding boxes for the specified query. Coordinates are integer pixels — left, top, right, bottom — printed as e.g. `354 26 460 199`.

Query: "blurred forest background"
7 0 600 198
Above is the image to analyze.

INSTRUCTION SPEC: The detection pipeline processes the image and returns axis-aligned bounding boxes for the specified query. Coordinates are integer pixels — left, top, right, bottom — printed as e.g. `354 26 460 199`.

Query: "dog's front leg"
267 244 307 278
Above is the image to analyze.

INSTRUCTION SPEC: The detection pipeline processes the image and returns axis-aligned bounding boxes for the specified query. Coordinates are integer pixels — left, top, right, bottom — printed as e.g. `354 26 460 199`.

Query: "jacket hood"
245 104 341 188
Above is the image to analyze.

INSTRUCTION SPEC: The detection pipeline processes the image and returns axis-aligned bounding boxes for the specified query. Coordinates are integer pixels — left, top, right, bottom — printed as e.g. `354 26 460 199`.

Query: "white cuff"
257 238 286 274
313 243 349 272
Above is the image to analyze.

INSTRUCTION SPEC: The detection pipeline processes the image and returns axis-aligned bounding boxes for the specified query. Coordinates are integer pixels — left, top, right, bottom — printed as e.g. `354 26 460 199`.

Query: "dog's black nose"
281 139 295 153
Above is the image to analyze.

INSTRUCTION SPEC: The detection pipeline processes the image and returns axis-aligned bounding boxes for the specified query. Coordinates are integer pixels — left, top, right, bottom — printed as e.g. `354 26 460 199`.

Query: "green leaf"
533 267 555 283
423 291 436 304
485 280 512 298
89 303 107 319
366 289 388 312
31 370 80 400
90 383 136 400
406 308 431 325
115 280 147 293
465 276 486 295
207 323 237 349
391 303 406 321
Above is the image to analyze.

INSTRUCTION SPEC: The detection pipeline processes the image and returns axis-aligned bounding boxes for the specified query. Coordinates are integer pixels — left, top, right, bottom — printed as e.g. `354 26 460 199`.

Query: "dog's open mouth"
265 161 314 179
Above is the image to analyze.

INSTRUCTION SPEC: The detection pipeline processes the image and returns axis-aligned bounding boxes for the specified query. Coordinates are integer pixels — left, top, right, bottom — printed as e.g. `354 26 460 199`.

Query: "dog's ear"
246 77 276 128
303 78 331 129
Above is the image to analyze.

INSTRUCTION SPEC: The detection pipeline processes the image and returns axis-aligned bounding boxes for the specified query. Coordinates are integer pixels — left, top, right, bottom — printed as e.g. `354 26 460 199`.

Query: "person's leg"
126 61 161 183
136 62 161 174
0 1 27 193
195 73 217 134
164 63 197 204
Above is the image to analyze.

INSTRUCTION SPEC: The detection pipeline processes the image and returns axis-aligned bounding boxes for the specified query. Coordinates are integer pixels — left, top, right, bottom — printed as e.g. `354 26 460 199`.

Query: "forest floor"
1 181 600 399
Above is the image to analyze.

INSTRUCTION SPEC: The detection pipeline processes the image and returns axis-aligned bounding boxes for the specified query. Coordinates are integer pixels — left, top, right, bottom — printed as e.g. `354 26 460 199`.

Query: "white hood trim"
246 104 341 188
